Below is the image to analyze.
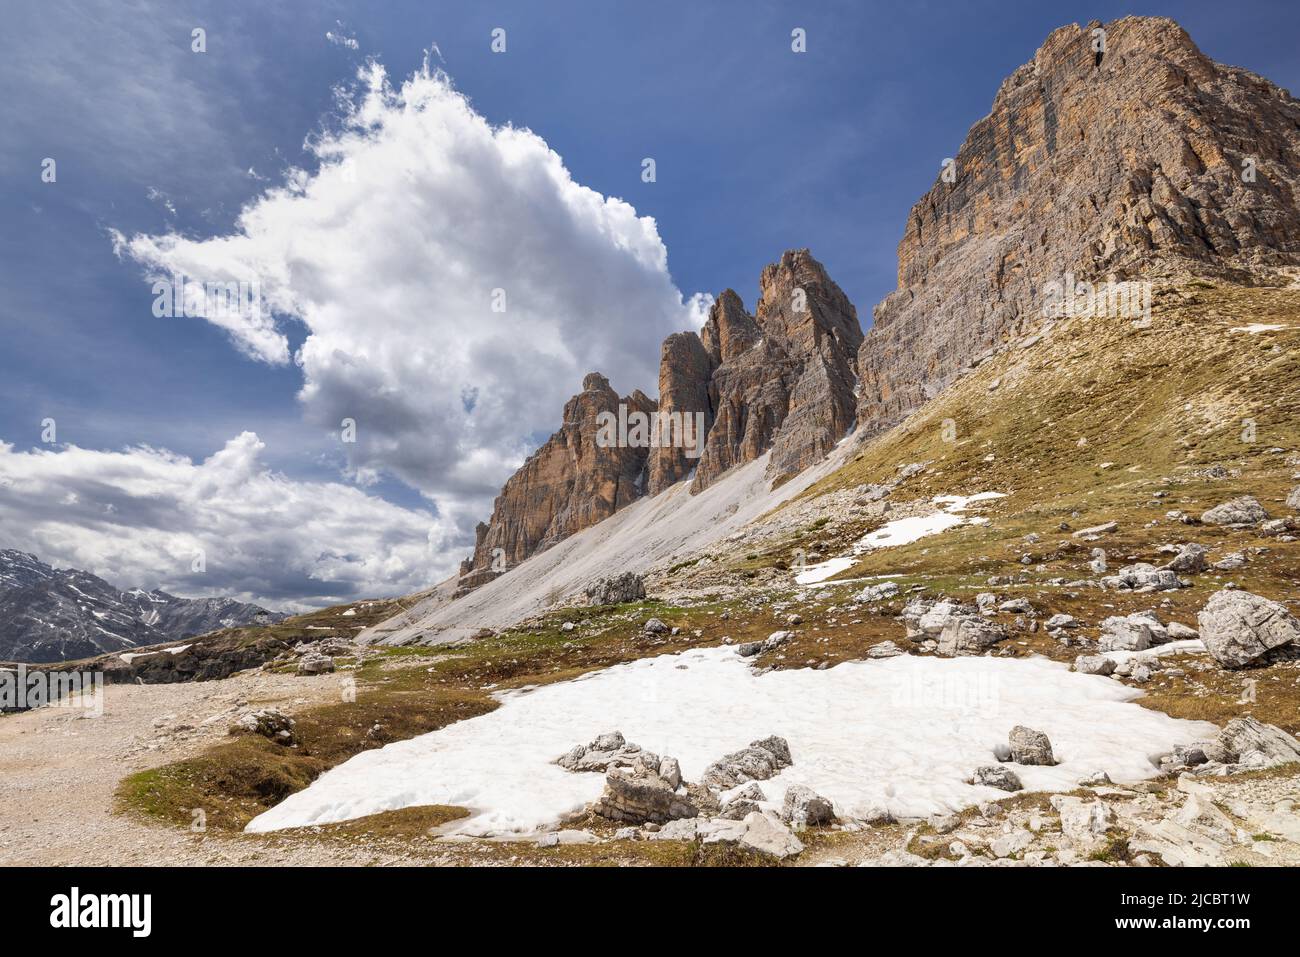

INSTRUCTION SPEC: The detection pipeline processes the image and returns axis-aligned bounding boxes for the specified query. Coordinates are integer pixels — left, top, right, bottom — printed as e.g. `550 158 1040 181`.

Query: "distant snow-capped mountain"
0 549 285 663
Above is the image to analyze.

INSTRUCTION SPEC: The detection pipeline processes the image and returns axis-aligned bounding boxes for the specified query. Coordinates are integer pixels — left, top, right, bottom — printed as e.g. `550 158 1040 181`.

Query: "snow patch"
246 646 1213 836
797 493 1005 586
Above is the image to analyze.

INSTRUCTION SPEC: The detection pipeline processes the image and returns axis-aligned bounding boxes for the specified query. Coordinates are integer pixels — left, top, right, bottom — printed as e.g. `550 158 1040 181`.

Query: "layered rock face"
856 16 1300 434
460 251 863 585
458 374 655 588
680 250 862 492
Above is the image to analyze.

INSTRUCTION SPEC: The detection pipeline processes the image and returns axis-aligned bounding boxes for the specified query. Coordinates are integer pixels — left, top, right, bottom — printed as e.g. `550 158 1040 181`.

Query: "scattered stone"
231 708 296 745
659 756 682 790
1197 589 1300 668
1046 614 1079 629
1212 552 1247 571
1166 621 1200 640
999 598 1032 614
1287 486 1300 510
1079 770 1113 787
1008 725 1056 766
643 618 669 634
856 581 900 602
736 641 764 658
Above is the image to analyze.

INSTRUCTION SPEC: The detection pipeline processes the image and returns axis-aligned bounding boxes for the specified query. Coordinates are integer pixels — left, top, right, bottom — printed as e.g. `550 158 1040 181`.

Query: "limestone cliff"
855 16 1300 434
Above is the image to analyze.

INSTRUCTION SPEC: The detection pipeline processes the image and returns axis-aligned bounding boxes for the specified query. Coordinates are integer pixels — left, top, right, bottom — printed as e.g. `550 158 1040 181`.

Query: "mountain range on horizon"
0 548 284 663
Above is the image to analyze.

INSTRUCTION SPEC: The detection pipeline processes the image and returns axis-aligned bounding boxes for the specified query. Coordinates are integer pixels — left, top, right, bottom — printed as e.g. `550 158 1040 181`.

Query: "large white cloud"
0 433 447 610
112 57 708 536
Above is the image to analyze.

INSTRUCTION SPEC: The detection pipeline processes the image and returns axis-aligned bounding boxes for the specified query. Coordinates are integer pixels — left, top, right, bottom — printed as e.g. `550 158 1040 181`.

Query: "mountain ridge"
0 549 285 663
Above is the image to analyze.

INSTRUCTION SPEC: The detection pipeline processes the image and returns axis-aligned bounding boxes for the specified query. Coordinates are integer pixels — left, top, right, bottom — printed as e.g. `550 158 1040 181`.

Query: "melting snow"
1230 323 1285 334
796 493 1006 585
119 644 191 664
246 645 1213 837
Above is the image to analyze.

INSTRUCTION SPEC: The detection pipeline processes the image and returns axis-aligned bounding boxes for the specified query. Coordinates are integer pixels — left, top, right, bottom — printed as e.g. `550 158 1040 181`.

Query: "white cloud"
0 434 448 610
111 57 706 543
326 26 360 51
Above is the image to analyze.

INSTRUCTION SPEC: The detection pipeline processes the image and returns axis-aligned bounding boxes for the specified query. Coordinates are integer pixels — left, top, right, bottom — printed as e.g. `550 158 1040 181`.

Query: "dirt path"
0 671 413 866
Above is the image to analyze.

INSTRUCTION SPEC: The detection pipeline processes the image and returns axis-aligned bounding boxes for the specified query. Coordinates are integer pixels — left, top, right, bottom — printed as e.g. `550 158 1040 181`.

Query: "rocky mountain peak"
856 15 1300 435
460 249 865 587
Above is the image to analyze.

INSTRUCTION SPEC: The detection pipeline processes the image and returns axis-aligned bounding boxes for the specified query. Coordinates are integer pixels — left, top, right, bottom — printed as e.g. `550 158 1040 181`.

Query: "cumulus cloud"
0 434 448 610
111 57 708 544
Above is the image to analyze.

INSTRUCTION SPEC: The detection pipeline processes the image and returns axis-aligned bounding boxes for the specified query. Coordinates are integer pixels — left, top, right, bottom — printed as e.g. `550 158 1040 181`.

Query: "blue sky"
1 0 1297 606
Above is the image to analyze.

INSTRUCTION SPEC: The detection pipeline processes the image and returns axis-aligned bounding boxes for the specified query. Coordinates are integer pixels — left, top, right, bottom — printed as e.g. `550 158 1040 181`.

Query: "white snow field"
360 447 855 646
246 646 1215 836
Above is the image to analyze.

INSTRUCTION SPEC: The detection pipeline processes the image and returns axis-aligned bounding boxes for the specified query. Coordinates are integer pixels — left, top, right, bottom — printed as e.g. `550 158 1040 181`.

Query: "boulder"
643 617 670 634
781 785 835 827
658 756 682 790
973 765 1023 792
585 573 646 606
1288 486 1300 511
736 641 764 658
1213 717 1300 767
593 765 697 824
1197 589 1300 667
556 731 659 773
736 810 805 859
1102 563 1180 591
1074 654 1116 676
1201 496 1269 527
763 630 794 651
718 782 766 821
999 598 1033 614
296 652 336 676
936 614 1007 656
1163 543 1208 574
1051 796 1114 850
1098 614 1154 652
1008 725 1056 766
701 736 792 791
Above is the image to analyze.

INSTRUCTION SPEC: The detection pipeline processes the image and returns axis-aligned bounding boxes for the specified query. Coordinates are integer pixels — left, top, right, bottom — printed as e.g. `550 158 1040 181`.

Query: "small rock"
1008 725 1055 766
973 765 1023 792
